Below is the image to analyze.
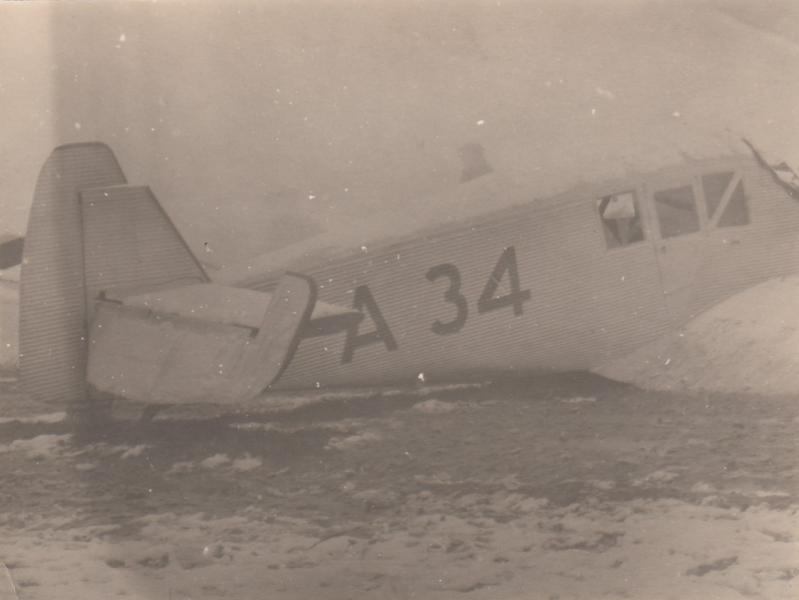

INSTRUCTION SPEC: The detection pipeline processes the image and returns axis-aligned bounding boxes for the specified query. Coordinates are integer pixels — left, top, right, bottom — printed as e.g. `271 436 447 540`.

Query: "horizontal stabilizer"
88 273 317 404
104 282 363 335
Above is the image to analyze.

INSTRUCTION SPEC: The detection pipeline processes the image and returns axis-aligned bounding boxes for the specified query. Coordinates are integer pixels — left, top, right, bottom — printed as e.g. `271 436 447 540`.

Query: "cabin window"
597 191 644 248
701 172 733 217
702 171 750 227
718 181 749 226
654 185 700 238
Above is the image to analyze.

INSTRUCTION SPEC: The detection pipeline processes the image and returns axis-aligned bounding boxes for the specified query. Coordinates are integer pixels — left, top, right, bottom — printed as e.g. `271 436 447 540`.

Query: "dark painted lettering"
477 246 531 316
426 263 468 335
342 285 398 364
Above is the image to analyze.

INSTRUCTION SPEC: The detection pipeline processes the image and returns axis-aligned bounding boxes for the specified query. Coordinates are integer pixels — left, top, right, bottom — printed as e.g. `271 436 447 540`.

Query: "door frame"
641 170 711 323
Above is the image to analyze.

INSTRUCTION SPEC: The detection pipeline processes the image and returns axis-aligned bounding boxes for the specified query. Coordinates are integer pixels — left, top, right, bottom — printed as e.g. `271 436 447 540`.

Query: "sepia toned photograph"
1 1 798 598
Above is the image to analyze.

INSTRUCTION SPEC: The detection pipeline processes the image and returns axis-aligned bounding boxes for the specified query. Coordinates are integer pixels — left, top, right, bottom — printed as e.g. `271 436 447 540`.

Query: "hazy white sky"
1 4 54 239
2 1 798 265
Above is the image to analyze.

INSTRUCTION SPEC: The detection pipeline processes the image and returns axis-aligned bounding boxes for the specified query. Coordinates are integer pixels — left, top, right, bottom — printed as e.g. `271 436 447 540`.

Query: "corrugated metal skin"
268 155 799 390
678 160 799 324
631 157 799 328
270 186 669 389
81 185 208 323
19 143 126 405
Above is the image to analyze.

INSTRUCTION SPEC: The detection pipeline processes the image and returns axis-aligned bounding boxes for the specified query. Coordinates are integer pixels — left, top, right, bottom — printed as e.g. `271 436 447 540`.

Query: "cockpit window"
717 182 749 226
598 191 644 249
702 171 749 227
654 185 700 238
701 172 733 217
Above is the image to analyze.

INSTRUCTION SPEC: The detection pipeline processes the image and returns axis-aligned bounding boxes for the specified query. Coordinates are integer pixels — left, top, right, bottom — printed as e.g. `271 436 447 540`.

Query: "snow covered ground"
0 375 796 599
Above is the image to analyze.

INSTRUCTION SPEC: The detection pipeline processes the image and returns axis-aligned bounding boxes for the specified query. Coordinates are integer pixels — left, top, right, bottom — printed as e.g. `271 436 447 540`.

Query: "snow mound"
597 276 799 395
231 454 262 472
0 412 66 425
412 398 458 414
325 431 383 451
0 434 73 460
200 454 231 469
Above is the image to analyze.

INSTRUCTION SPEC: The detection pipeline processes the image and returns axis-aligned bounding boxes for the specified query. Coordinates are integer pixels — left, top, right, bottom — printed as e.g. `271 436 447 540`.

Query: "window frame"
650 180 707 241
595 188 647 251
698 170 749 229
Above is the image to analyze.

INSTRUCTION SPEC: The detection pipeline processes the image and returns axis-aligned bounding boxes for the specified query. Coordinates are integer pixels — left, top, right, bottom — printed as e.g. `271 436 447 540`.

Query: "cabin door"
646 176 708 324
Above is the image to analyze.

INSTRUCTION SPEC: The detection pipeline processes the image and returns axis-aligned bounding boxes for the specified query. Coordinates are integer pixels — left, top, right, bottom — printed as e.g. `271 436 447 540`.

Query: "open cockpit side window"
701 171 749 228
598 191 644 249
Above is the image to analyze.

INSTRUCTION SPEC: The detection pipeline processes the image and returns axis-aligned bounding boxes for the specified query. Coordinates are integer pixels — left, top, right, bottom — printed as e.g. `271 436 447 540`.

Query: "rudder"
20 143 127 406
19 143 208 409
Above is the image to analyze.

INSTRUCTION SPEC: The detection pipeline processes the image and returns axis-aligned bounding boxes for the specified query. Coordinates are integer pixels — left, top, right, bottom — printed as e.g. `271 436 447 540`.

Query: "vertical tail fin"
19 142 207 407
80 184 208 323
20 143 126 405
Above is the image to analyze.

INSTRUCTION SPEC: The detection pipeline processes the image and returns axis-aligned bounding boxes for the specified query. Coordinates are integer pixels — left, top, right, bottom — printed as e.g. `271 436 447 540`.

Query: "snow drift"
597 275 799 395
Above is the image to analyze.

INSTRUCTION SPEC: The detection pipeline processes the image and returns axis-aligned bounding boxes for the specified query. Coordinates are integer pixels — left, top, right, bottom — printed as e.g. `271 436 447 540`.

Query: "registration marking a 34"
341 246 530 363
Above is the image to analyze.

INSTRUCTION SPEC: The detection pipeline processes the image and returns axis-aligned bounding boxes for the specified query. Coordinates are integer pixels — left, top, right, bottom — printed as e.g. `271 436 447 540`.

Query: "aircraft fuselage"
251 155 799 389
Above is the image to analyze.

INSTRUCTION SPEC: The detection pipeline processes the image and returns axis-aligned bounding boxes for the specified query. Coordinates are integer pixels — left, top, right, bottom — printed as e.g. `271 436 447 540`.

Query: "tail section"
19 143 207 406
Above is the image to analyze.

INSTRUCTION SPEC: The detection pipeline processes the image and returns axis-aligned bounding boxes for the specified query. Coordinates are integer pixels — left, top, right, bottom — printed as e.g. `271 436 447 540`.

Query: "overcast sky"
1 1 798 265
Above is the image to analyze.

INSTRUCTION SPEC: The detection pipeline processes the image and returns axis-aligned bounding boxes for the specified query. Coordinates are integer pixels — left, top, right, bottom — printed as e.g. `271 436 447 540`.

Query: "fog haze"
2 1 798 266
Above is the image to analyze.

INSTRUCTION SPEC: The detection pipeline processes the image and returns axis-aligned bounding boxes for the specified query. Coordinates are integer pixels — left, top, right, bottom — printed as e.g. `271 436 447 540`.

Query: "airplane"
12 138 799 418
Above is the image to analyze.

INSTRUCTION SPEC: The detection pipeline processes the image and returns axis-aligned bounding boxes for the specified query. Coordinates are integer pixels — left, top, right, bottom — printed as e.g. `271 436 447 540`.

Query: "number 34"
341 246 531 363
425 246 531 335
